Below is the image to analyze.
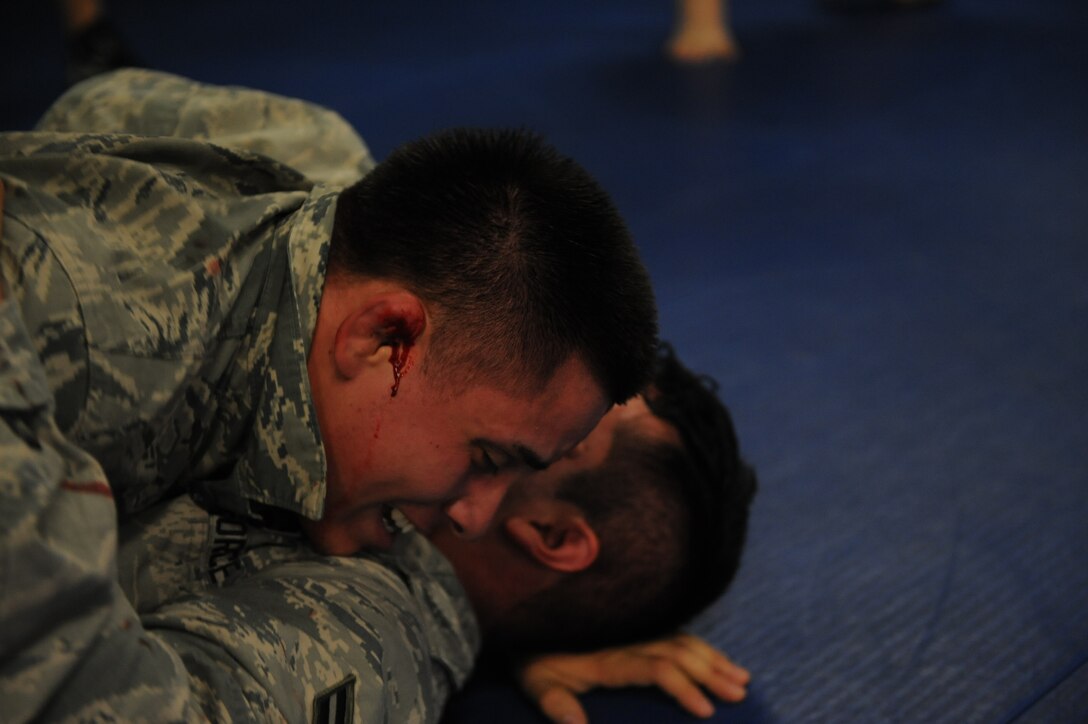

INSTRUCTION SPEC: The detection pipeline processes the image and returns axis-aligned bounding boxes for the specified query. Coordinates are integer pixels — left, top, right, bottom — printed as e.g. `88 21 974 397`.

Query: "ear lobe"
505 513 599 573
331 292 426 380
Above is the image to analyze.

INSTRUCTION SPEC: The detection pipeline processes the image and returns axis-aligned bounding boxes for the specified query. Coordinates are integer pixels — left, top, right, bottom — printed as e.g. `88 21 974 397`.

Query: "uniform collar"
288 183 337 361
225 184 339 523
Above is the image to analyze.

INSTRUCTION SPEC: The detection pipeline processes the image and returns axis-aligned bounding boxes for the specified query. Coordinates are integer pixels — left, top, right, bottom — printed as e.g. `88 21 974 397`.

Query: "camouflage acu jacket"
117 496 479 723
1 68 376 523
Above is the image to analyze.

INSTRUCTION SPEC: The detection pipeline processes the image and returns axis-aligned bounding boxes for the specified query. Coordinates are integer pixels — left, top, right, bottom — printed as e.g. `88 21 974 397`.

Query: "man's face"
417 394 677 535
304 352 609 554
419 393 679 625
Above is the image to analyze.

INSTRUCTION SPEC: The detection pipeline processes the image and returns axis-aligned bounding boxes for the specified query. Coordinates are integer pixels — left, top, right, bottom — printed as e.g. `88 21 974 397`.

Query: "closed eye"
471 448 501 476
470 439 549 475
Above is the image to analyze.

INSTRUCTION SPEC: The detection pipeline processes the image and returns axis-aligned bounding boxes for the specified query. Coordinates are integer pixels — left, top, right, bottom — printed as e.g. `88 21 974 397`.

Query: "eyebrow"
475 438 552 471
512 444 550 471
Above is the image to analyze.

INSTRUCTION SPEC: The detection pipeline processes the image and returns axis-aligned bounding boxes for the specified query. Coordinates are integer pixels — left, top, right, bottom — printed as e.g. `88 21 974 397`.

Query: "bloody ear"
504 512 599 573
331 292 426 380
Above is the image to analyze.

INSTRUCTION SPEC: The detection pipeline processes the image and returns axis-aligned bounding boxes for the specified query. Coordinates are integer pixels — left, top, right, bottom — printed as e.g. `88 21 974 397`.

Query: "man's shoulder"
37 69 376 187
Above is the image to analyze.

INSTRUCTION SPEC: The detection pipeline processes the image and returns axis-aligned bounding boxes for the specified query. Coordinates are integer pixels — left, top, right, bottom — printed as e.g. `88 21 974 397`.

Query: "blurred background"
3 1 1086 721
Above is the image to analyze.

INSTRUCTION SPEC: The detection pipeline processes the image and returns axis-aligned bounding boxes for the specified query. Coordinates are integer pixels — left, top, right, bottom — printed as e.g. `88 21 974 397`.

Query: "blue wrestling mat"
4 0 1086 721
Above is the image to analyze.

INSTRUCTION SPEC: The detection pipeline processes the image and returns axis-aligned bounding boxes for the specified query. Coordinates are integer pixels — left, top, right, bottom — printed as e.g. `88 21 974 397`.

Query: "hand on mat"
517 633 749 724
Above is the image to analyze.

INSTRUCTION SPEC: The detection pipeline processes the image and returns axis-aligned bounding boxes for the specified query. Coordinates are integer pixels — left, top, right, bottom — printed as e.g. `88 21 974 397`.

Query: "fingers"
677 634 749 680
664 633 751 694
646 657 718 718
603 634 750 706
518 656 596 724
518 635 752 723
536 685 589 724
636 635 749 685
519 656 592 698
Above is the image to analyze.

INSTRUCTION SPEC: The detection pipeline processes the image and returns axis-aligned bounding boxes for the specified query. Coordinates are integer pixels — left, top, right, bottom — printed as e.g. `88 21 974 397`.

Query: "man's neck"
431 524 559 634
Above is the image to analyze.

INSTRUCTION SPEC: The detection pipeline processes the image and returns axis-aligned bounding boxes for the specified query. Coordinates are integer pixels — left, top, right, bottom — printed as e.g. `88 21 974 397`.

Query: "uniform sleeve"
0 299 225 723
37 68 376 187
136 556 471 724
115 496 481 724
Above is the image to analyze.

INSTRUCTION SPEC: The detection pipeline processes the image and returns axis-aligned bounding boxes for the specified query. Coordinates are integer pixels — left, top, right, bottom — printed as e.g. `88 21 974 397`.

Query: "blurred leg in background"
62 0 140 86
668 0 740 63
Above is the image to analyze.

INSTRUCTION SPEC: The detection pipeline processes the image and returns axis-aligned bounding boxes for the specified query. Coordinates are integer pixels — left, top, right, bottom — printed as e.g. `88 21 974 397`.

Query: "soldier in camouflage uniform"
0 70 659 721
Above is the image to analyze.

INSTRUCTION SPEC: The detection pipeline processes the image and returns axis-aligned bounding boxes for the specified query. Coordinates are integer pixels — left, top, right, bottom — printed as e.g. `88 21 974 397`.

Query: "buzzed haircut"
328 128 658 402
487 344 758 654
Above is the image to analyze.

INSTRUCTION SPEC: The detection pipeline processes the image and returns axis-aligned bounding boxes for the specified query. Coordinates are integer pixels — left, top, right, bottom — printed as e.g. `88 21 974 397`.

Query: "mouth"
380 504 411 535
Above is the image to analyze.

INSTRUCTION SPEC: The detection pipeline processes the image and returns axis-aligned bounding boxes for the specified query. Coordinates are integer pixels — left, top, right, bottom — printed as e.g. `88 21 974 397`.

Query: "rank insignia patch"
312 675 355 724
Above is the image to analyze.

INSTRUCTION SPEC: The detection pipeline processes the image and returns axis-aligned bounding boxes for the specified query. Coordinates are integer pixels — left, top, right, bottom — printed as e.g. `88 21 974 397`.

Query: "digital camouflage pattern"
118 497 478 724
38 69 375 190
1 70 477 722
1 297 207 722
0 68 380 523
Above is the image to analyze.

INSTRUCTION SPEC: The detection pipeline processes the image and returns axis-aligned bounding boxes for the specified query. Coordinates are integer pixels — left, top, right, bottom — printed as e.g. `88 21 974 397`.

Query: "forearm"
0 307 307 722
117 495 479 723
0 299 207 721
137 558 464 724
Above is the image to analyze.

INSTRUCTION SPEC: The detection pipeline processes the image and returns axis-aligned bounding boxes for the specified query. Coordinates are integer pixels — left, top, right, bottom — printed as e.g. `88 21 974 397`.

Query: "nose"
565 439 588 460
442 475 513 539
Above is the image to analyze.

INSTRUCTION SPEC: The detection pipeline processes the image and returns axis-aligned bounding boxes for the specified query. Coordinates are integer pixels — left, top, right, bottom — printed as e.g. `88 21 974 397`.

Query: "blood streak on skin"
389 342 413 397
381 316 420 398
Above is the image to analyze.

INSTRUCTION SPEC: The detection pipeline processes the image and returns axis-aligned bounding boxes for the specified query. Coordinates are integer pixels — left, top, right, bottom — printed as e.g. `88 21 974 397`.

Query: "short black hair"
486 344 758 654
328 128 658 402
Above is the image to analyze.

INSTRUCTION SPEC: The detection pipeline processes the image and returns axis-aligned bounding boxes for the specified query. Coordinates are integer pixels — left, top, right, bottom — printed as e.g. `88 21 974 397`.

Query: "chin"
302 513 395 555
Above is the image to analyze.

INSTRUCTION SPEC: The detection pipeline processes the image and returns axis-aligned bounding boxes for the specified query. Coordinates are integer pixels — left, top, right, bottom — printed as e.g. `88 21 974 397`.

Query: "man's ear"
332 291 426 380
504 507 600 573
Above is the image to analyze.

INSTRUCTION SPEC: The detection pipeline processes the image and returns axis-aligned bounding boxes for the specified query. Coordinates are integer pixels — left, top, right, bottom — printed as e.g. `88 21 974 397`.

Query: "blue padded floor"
3 1 1086 722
